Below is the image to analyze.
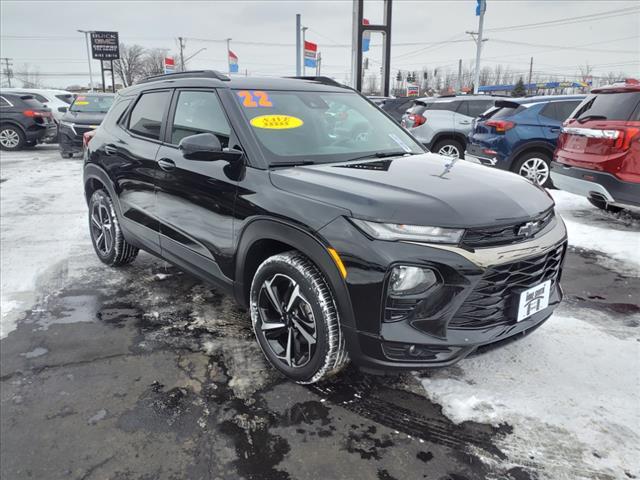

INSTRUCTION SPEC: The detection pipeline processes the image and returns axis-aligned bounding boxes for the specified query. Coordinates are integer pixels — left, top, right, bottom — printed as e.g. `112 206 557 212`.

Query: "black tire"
88 189 139 267
61 152 73 159
250 251 348 384
512 151 553 188
588 196 623 213
432 138 464 159
0 125 26 151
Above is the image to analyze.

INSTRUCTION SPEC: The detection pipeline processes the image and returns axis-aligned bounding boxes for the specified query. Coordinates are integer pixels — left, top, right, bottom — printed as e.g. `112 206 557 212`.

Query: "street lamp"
77 29 94 92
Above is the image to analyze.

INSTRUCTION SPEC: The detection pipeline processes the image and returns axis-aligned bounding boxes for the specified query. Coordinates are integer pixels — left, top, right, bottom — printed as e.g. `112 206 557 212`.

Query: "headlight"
389 266 438 296
351 218 464 244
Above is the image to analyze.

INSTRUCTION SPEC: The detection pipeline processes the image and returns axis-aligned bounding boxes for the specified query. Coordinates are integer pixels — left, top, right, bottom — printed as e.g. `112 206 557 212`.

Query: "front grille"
449 244 566 329
462 210 554 248
74 125 96 137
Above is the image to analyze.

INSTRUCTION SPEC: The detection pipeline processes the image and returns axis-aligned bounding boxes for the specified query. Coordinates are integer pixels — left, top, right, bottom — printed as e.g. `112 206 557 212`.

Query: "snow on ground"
550 189 640 275
0 146 91 338
420 189 640 479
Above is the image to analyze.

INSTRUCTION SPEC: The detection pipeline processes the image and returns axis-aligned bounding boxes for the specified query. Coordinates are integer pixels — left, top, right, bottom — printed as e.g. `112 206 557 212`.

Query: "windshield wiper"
269 161 315 168
348 151 413 162
577 114 607 123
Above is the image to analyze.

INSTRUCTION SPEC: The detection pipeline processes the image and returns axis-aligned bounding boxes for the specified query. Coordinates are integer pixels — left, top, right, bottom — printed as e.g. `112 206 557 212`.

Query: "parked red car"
551 79 640 212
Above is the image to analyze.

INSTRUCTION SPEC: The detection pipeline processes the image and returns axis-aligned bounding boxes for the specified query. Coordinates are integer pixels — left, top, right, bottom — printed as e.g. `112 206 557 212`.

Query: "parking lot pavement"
1 146 639 480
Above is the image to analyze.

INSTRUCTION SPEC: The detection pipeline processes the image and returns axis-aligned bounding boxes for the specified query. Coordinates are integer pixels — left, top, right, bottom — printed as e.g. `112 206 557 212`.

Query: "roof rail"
288 76 346 88
137 70 230 85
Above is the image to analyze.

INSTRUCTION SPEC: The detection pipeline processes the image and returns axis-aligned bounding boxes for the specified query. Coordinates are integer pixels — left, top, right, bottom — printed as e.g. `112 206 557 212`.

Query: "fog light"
389 266 438 296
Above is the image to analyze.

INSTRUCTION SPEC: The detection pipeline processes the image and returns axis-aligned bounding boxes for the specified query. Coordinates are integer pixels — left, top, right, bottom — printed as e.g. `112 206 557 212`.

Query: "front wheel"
250 251 348 384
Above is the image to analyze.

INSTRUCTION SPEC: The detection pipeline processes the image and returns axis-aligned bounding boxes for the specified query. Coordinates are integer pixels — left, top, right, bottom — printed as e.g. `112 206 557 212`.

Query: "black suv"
58 93 114 158
0 93 57 150
83 71 567 383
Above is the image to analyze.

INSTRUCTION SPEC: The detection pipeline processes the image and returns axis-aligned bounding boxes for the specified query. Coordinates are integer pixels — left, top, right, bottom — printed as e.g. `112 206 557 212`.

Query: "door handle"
550 127 561 133
459 120 471 125
104 145 117 155
157 158 176 171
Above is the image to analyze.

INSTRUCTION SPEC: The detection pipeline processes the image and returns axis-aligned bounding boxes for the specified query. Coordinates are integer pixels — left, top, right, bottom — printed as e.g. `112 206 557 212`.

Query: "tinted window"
457 102 469 116
571 92 640 121
128 91 171 140
426 101 459 112
491 106 523 120
0 96 9 107
55 94 75 105
171 90 230 145
103 98 131 130
20 96 46 109
70 94 114 113
541 101 582 122
467 100 494 118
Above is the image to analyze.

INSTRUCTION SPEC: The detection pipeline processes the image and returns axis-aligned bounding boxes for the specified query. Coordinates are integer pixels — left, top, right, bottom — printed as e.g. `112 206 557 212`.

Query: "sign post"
90 31 119 91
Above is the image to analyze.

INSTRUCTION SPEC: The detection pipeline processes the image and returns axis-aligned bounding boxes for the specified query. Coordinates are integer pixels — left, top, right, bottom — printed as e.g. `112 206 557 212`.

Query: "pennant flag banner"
362 18 371 52
304 41 317 68
229 50 239 73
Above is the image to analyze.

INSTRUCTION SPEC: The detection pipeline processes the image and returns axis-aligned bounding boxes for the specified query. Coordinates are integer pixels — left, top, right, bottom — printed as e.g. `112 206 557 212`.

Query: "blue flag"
476 0 486 16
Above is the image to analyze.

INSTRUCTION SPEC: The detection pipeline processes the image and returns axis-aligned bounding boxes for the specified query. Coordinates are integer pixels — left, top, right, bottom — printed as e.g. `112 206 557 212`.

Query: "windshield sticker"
237 90 273 108
250 115 303 130
388 133 412 153
74 101 89 105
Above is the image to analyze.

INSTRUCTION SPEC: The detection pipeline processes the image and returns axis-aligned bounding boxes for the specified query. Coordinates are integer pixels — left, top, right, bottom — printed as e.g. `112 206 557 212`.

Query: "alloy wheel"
0 129 20 149
256 273 317 368
519 157 549 185
438 144 460 158
90 200 114 255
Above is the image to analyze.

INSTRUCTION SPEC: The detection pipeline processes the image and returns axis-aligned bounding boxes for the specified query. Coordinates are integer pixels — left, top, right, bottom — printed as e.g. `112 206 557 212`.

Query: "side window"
103 98 132 130
170 90 231 145
456 102 470 116
128 90 171 140
554 101 581 122
31 93 49 103
467 100 493 118
540 102 559 122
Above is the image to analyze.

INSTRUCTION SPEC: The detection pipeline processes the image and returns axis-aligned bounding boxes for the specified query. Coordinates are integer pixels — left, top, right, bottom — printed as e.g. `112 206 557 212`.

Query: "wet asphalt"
1 242 638 480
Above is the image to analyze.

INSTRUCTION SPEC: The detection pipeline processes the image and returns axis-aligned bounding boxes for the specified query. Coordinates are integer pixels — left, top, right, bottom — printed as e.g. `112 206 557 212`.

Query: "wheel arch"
510 141 554 170
0 121 27 137
234 218 356 329
429 131 467 157
83 163 124 217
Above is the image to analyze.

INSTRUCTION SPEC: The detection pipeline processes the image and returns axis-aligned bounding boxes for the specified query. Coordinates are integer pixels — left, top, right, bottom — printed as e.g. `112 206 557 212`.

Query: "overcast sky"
1 0 638 89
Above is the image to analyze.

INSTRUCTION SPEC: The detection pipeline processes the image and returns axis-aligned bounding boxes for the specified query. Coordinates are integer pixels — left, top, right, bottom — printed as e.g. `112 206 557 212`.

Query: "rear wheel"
513 151 552 187
588 196 623 213
0 125 25 151
433 139 464 159
88 189 139 266
250 251 348 384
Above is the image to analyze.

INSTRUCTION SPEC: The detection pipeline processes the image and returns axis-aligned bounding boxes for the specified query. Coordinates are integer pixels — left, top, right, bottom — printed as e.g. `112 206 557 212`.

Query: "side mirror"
179 133 243 162
58 106 68 113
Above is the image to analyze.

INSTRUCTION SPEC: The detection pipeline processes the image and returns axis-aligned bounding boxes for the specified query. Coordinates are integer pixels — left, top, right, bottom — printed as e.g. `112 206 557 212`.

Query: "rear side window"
491 106 522 120
104 98 132 129
571 92 640 121
466 100 494 118
170 90 230 145
128 91 171 140
21 97 46 109
540 101 582 122
0 96 10 107
426 101 459 112
55 94 75 105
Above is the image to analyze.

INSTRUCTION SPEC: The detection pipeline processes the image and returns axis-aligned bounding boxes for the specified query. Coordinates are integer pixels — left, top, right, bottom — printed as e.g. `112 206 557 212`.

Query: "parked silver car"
401 95 498 158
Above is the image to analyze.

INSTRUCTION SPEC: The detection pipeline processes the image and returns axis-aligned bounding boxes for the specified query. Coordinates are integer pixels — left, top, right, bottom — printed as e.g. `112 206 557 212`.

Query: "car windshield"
234 89 424 164
70 95 114 113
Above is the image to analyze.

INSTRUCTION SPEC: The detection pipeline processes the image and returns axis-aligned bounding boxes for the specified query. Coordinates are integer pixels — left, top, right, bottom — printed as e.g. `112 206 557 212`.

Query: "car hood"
62 111 107 125
269 153 554 228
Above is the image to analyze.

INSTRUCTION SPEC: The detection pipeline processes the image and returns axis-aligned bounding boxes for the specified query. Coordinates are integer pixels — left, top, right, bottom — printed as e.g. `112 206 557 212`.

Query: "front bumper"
320 215 567 371
58 123 97 154
551 162 640 208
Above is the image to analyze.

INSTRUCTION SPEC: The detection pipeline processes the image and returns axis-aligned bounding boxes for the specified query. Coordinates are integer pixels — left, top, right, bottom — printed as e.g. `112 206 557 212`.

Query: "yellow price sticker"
75 101 89 105
250 115 303 130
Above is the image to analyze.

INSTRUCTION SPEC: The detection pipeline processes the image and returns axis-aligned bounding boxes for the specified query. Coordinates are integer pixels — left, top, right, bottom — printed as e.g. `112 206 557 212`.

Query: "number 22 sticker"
237 90 273 107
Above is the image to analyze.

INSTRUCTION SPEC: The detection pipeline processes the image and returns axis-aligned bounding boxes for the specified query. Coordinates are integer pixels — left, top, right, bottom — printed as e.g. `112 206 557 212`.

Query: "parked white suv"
401 95 498 158
2 88 75 123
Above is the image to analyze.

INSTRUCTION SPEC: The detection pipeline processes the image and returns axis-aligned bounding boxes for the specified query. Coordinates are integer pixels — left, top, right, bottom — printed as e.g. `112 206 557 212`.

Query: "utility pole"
178 37 186 71
301 26 308 76
1 58 13 87
226 38 232 75
457 59 462 93
77 30 94 92
295 14 302 76
316 52 322 76
469 0 486 94
527 56 533 95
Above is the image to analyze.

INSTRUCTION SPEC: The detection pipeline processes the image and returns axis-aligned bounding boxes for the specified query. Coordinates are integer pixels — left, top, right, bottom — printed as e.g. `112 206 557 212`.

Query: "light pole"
295 14 301 76
226 38 232 76
301 26 308 75
77 29 94 92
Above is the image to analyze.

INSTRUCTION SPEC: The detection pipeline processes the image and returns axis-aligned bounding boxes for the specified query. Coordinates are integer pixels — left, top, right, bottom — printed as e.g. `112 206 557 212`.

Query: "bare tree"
478 66 492 87
141 48 167 78
14 63 42 88
113 43 146 87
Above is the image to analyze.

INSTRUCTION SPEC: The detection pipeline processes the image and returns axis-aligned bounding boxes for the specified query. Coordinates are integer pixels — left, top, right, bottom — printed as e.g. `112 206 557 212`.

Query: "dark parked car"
83 71 567 383
0 93 57 150
58 93 114 158
552 79 640 212
466 95 585 187
381 96 415 123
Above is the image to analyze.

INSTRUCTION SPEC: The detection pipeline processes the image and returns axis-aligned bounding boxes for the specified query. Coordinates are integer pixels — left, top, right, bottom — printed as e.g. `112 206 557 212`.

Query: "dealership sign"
406 84 419 96
164 57 175 74
90 31 120 60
